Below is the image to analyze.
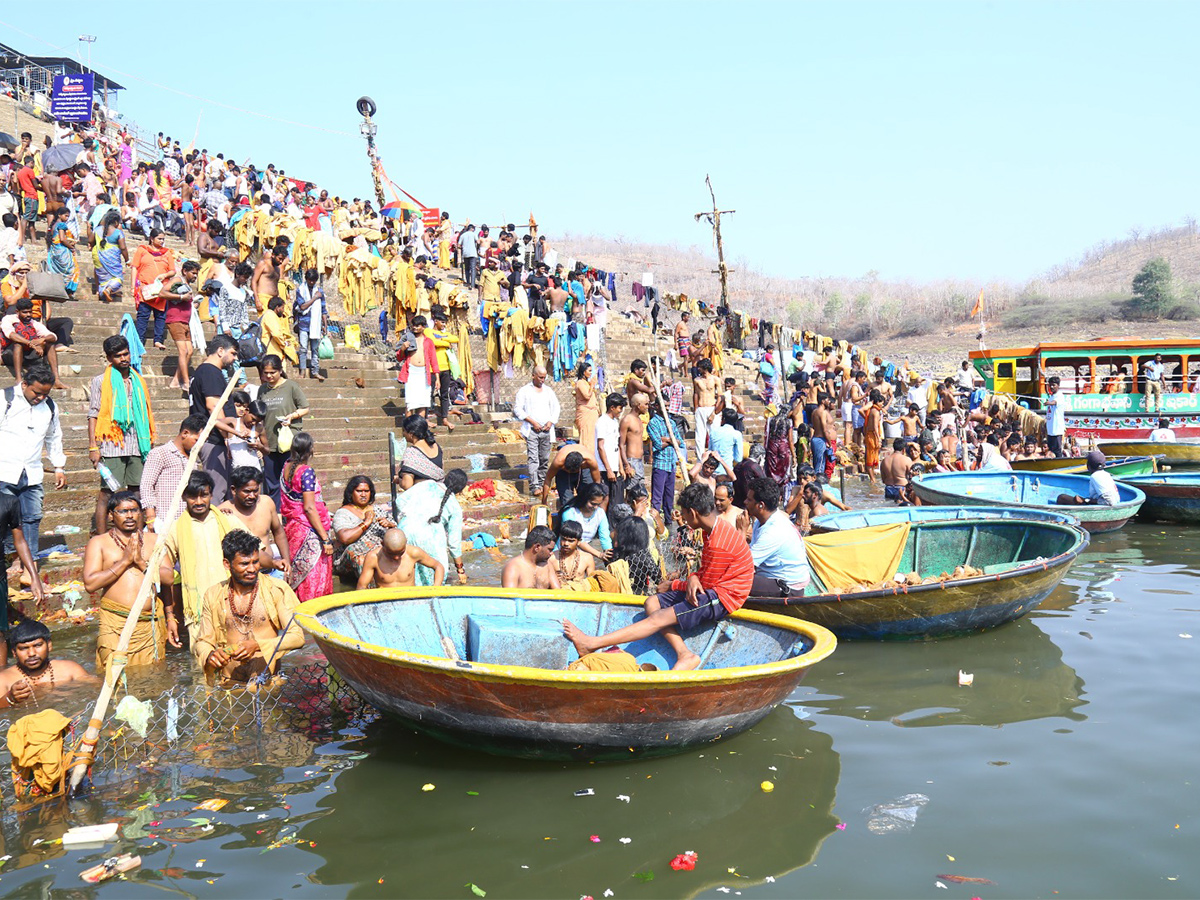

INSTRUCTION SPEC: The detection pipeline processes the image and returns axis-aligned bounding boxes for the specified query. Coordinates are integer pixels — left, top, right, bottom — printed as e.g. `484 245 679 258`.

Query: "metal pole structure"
356 96 386 211
693 174 736 310
78 35 96 72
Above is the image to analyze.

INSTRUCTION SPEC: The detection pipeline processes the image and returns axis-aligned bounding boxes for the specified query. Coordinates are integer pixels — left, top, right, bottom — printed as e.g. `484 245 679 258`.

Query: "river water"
1 508 1197 898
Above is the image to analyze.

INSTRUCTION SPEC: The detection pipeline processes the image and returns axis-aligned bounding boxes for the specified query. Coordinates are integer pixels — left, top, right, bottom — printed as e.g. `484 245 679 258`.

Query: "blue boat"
296 588 837 760
911 472 1145 533
1116 472 1200 524
812 505 1080 532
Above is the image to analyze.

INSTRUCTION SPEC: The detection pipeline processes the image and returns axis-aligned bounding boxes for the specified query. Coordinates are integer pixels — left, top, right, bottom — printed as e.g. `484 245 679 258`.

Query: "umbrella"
0 132 17 151
380 199 419 219
40 143 84 174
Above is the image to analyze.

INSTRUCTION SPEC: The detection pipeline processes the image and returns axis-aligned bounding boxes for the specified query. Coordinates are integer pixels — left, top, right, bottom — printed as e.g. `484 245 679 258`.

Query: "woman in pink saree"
279 431 333 601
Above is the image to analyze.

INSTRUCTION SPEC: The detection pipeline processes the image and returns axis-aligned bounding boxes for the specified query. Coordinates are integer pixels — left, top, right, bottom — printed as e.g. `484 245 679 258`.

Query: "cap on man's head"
1086 449 1107 471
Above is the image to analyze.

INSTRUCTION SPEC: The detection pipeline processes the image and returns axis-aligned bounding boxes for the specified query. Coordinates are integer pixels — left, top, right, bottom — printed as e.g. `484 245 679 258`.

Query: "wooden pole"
694 174 736 310
646 331 690 488
68 373 239 793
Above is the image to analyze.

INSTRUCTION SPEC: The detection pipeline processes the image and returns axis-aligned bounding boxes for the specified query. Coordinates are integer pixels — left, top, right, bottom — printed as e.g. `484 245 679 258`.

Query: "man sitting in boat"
0 621 93 710
551 520 594 589
357 528 445 589
1056 451 1120 508
501 526 561 589
1149 417 1177 443
193 529 305 685
562 483 753 671
745 478 811 597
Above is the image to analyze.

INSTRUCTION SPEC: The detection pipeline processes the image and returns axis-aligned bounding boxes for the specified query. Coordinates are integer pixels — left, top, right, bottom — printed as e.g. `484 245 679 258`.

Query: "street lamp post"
78 35 97 71
356 96 385 210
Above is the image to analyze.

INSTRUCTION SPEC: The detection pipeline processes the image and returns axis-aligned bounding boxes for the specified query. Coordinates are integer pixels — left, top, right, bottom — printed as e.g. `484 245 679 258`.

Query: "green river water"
0 501 1196 899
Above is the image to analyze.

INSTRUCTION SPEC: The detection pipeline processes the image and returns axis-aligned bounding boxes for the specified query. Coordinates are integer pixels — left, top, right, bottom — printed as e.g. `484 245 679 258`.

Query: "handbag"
27 272 69 301
318 335 335 360
276 423 294 453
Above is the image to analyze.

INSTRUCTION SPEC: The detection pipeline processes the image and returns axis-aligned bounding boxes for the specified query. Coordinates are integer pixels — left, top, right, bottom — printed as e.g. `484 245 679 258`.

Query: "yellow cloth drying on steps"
803 522 910 592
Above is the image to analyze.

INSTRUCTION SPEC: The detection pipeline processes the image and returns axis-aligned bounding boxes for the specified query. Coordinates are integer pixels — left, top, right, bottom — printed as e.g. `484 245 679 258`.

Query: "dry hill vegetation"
557 222 1200 341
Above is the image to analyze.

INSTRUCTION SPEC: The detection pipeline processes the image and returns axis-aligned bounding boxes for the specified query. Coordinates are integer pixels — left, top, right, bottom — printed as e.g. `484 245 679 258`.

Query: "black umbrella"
40 143 82 174
0 132 17 151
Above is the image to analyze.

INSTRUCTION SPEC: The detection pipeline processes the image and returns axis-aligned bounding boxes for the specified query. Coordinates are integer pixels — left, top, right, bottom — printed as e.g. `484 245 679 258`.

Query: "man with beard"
0 621 92 709
84 492 181 674
218 466 290 576
193 529 303 685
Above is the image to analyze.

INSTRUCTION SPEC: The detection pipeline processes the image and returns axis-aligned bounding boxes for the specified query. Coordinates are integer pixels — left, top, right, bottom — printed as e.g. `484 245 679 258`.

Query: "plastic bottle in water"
96 463 121 492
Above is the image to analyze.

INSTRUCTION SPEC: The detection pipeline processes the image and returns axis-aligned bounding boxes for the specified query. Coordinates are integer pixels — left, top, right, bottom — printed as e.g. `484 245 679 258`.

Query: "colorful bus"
969 339 1200 439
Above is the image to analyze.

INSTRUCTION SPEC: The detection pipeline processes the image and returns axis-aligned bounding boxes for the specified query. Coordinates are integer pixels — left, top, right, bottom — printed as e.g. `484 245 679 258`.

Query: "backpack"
237 322 265 366
2 385 56 420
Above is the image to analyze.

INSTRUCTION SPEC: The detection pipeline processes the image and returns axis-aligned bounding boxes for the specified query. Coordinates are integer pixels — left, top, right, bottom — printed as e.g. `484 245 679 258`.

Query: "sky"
2 1 1198 285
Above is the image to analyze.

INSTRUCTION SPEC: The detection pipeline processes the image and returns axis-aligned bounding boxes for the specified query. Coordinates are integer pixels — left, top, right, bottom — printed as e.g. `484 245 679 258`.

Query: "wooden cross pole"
693 174 736 309
68 373 240 793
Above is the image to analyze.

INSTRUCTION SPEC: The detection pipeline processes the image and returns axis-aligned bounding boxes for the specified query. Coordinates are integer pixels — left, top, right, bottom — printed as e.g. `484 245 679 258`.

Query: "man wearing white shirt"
512 365 560 494
745 478 810 598
1058 451 1120 507
1143 354 1165 414
956 360 975 393
1045 375 1067 458
595 393 625 505
1148 417 1176 442
0 363 67 566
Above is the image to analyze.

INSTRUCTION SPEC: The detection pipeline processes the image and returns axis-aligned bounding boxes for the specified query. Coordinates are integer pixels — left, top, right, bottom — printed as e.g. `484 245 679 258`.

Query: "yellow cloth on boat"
803 522 910 592
600 559 633 595
8 710 71 796
568 650 639 673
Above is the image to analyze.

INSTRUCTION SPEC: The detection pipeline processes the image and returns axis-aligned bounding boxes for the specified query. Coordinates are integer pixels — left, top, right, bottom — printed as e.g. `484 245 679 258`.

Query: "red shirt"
671 518 754 613
16 167 38 199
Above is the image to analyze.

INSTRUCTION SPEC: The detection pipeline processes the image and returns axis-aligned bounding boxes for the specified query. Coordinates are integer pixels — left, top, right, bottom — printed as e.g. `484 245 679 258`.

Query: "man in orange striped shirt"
563 483 753 670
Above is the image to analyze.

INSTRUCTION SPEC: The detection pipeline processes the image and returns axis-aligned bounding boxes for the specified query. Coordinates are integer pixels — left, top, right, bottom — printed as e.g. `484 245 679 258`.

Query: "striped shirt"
671 518 754 613
666 382 684 415
140 440 189 526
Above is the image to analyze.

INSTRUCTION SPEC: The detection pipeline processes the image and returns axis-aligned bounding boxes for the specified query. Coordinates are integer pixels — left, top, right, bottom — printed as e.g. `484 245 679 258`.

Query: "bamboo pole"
68 372 240 792
647 331 690 488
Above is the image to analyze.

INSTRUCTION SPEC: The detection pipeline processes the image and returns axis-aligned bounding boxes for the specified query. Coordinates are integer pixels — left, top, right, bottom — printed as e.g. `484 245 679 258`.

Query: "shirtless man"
619 392 649 490
839 370 863 447
357 528 445 589
625 359 655 406
218 466 290 576
810 394 838 477
880 438 914 503
0 621 93 711
887 403 922 442
540 446 603 509
83 492 181 674
500 526 561 589
551 520 594 588
545 278 570 316
713 377 747 429
674 313 692 367
692 358 719 458
689 450 734 491
713 482 748 536
250 244 287 314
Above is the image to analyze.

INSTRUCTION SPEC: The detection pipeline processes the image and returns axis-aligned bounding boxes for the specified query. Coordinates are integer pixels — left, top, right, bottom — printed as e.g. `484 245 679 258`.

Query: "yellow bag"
345 324 361 350
277 424 294 454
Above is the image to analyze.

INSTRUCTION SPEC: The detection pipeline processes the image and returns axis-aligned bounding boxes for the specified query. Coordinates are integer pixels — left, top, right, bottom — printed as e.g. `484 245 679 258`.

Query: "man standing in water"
357 528 445 589
563 484 753 671
194 529 304 685
501 526 561 588
218 466 290 577
0 621 93 709
84 492 181 673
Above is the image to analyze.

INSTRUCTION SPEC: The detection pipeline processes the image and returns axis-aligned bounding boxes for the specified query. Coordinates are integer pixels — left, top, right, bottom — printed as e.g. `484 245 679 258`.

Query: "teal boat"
910 472 1145 533
746 517 1089 639
1012 454 1159 476
812 505 1080 532
1116 472 1200 524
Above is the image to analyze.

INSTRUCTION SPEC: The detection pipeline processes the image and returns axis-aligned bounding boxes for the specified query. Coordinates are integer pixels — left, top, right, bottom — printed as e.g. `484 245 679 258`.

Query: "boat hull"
910 472 1145 533
296 589 837 761
1012 455 1158 476
812 505 1080 532
1097 440 1200 466
1117 473 1200 524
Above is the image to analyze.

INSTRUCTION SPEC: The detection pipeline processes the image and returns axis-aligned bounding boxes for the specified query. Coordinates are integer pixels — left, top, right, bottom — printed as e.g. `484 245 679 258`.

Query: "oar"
68 372 239 793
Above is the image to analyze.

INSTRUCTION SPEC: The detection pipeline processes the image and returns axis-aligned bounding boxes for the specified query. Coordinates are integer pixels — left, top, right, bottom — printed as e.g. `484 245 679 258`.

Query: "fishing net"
0 663 379 796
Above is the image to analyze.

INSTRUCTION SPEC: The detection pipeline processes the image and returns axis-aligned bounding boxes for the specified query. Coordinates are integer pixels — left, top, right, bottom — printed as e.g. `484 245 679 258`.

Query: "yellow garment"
8 710 71 797
602 558 634 594
261 309 299 365
192 575 304 685
392 259 413 314
502 308 530 367
803 522 911 592
96 596 166 672
339 249 380 317
162 508 234 628
429 328 458 370
490 427 523 444
567 650 640 673
456 322 475 395
478 268 507 302
345 324 361 350
438 239 450 268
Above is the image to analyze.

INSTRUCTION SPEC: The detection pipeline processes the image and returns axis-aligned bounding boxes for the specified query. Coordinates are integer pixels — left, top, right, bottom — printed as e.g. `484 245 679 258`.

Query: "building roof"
0 44 124 92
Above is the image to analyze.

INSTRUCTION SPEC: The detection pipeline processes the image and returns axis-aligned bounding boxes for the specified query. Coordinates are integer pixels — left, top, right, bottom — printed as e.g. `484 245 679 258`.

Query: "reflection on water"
802 617 1086 727
301 707 840 898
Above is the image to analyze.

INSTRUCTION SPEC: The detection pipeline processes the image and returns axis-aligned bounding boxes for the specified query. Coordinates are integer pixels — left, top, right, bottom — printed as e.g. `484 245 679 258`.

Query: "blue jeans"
299 337 321 376
651 466 676 515
811 436 829 476
463 256 479 288
0 473 44 559
136 302 166 346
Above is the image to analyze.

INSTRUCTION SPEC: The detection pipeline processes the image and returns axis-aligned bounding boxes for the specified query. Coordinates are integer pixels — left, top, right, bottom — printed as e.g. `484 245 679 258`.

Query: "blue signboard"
50 73 94 123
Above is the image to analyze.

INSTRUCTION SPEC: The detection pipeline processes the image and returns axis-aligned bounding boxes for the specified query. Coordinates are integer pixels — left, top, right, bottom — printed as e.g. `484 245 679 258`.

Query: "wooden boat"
1116 472 1200 523
295 587 837 761
1012 454 1159 476
746 518 1088 640
969 338 1200 439
812 505 1080 532
910 471 1145 533
1097 439 1200 466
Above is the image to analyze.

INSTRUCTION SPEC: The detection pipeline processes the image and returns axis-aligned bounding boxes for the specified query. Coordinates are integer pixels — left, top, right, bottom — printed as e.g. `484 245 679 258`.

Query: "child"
552 519 594 589
227 392 267 469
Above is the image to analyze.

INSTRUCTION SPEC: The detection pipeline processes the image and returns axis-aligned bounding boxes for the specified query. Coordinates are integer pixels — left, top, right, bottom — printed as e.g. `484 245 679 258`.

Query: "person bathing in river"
357 528 445 589
501 526 560 589
218 466 290 577
0 621 93 710
562 484 753 671
551 519 595 589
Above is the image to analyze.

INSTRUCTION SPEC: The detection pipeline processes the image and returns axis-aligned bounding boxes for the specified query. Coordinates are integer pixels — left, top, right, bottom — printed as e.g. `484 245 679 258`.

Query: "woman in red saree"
279 431 333 601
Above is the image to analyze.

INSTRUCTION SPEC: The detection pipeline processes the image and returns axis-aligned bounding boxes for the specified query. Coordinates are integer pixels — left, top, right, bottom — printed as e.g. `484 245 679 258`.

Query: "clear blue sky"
3 2 1196 284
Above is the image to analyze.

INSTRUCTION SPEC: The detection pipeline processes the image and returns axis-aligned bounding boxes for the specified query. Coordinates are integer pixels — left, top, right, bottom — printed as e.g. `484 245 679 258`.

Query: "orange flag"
970 288 984 318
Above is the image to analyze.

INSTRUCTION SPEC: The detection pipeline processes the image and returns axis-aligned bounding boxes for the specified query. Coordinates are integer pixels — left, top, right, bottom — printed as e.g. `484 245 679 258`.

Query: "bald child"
357 528 445 589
